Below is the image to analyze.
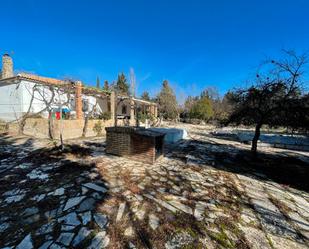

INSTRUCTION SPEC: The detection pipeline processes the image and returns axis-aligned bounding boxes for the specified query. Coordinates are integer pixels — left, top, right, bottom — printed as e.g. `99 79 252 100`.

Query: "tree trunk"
18 117 27 135
251 122 262 154
82 116 89 137
48 113 55 139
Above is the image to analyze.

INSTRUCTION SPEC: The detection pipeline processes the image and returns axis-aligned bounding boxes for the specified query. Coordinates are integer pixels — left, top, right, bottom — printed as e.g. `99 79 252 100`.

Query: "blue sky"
1 0 308 103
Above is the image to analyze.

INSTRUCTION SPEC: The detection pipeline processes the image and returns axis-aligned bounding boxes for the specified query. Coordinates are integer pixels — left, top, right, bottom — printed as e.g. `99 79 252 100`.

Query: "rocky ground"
0 123 308 249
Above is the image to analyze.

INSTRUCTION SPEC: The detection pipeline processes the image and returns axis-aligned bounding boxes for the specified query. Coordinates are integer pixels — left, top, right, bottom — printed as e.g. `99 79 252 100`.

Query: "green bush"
99 112 111 121
93 121 103 135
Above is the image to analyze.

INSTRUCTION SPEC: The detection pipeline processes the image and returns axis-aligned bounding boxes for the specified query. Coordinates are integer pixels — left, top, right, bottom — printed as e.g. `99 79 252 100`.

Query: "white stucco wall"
0 80 111 121
0 82 23 121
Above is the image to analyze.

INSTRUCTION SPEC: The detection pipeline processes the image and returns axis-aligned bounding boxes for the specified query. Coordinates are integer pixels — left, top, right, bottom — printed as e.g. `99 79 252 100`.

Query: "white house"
0 54 157 123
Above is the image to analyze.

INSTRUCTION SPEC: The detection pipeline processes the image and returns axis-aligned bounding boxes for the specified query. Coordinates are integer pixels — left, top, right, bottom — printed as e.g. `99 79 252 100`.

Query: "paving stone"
239 224 271 249
38 240 53 249
36 221 55 235
87 231 110 249
49 242 65 249
61 225 76 231
53 188 65 196
63 196 86 211
194 201 207 221
27 169 49 181
124 226 134 237
144 194 178 213
0 222 10 232
94 213 108 229
167 200 193 215
83 183 107 193
77 197 96 212
22 214 40 224
56 232 75 246
149 214 160 230
165 232 195 249
80 211 92 225
116 202 126 222
268 233 308 249
31 193 46 202
72 227 92 246
5 194 25 203
16 233 33 249
22 207 39 217
58 212 81 226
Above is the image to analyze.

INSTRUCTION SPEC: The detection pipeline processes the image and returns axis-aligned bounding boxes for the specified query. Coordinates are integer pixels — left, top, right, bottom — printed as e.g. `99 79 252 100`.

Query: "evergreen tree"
157 80 178 119
116 73 130 95
103 80 109 91
96 76 100 89
141 91 150 101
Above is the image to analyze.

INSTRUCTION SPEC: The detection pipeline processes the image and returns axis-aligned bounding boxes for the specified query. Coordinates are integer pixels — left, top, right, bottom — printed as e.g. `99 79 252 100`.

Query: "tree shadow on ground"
0 135 110 248
164 136 309 193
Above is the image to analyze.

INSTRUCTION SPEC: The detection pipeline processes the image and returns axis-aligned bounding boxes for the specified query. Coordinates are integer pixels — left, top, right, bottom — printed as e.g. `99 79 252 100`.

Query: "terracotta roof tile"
18 73 63 85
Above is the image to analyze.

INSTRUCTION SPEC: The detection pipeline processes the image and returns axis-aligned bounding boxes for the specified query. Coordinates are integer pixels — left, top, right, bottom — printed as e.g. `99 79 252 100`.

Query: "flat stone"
49 242 65 249
135 208 146 220
116 202 126 222
53 188 65 196
149 214 160 230
77 197 96 212
63 196 86 211
16 233 33 249
83 183 107 193
80 211 92 225
57 232 75 246
31 194 46 202
72 227 92 246
124 226 134 237
87 231 110 249
61 225 76 231
23 214 40 224
58 212 81 226
22 207 39 217
144 194 178 213
39 240 53 249
0 222 9 232
5 194 25 203
168 200 193 215
194 201 207 221
36 221 55 235
27 169 49 181
82 187 89 195
94 213 108 229
239 224 271 249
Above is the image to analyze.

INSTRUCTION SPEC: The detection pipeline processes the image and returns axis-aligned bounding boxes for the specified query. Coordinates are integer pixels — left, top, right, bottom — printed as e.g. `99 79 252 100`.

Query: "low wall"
8 118 113 140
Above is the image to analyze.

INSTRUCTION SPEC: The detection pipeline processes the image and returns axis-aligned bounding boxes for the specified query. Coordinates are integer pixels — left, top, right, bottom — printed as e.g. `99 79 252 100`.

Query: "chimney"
1 54 14 79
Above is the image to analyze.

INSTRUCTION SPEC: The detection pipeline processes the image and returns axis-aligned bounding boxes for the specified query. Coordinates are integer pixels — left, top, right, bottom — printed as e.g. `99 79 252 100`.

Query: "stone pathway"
1 124 309 248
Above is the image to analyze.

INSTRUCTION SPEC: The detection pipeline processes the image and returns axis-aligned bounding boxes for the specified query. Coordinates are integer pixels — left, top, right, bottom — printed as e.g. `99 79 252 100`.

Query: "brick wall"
105 126 163 164
130 133 156 164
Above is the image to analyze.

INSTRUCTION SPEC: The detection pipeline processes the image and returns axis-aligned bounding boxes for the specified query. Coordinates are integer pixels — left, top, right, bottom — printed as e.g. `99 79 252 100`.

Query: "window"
82 99 89 112
70 98 75 110
122 105 127 114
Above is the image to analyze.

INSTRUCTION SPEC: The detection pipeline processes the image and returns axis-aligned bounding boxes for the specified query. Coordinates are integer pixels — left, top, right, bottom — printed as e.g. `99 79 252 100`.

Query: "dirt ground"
0 123 308 249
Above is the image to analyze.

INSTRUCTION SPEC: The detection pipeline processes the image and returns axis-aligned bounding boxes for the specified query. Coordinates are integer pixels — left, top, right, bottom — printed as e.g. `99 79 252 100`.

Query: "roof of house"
0 73 156 104
0 73 110 95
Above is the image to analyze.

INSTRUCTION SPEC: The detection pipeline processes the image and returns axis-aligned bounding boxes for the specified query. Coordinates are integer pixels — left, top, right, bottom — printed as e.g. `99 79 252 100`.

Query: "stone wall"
8 118 113 140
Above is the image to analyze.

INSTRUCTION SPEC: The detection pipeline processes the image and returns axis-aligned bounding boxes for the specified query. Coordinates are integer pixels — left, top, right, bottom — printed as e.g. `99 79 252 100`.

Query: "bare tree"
227 50 307 154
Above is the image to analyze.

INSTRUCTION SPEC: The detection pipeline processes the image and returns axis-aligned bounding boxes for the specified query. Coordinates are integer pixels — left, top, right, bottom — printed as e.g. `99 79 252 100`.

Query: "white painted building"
0 54 157 122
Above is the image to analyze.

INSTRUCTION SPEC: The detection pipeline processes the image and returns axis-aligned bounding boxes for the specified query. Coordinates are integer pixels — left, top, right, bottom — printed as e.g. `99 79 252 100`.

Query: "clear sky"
1 0 308 103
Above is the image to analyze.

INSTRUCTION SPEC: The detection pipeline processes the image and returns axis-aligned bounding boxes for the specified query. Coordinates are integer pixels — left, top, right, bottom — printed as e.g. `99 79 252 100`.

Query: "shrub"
93 121 103 136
